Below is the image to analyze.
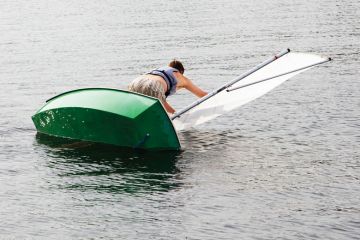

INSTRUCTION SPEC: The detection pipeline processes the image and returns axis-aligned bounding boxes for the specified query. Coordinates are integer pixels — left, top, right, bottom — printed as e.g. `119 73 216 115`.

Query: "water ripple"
1 0 359 239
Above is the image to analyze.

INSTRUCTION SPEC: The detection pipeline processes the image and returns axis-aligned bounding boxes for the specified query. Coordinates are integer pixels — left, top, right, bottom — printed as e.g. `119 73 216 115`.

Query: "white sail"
173 52 328 131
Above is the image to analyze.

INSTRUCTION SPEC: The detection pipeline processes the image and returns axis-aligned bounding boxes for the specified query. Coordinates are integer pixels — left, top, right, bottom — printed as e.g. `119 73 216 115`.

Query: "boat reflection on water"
35 133 183 194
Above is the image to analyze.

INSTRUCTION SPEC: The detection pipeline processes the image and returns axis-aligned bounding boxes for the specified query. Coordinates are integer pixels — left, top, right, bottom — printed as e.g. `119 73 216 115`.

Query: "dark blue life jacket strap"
148 70 173 97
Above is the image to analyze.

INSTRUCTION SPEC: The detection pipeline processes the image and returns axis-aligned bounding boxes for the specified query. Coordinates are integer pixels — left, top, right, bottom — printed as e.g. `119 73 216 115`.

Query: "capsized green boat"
32 88 181 150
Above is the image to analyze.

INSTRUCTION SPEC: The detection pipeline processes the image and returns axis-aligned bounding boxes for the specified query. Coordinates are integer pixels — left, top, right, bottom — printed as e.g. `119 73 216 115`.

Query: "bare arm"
162 100 176 114
174 72 208 98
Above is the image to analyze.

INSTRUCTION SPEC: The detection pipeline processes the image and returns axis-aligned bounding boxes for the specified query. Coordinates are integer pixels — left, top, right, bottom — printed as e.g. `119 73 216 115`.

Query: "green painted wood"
32 88 181 150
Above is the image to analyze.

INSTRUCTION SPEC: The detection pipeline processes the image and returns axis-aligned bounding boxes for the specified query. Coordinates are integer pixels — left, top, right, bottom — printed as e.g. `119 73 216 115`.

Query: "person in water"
128 60 207 114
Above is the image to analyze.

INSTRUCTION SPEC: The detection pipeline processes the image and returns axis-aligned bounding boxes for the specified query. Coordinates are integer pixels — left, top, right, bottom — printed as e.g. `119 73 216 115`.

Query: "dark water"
1 0 359 239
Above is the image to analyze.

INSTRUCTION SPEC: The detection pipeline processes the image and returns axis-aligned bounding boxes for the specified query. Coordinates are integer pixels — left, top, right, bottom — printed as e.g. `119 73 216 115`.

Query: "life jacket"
148 66 178 97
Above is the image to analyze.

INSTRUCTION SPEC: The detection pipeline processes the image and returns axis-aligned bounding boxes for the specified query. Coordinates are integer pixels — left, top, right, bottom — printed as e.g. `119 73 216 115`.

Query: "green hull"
32 88 181 150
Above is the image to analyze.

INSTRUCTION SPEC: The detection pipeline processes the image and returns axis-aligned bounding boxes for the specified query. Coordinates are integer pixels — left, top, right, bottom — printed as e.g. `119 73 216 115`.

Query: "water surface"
0 0 359 239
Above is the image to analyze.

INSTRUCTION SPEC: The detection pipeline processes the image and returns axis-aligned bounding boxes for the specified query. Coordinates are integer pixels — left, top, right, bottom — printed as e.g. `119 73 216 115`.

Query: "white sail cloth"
173 52 327 131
